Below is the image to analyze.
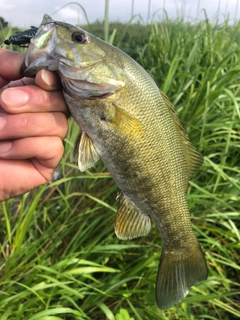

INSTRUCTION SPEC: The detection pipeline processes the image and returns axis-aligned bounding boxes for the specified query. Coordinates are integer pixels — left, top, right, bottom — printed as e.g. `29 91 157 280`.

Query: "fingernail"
0 117 6 131
0 141 12 153
2 88 29 108
41 69 53 87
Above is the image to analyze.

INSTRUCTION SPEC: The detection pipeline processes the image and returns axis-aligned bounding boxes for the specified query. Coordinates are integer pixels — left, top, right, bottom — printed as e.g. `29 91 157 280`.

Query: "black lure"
4 26 38 47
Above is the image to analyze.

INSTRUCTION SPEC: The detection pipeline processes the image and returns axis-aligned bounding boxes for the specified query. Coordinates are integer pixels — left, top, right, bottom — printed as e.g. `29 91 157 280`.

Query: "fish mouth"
38 21 57 37
22 19 59 76
38 14 58 34
30 15 59 51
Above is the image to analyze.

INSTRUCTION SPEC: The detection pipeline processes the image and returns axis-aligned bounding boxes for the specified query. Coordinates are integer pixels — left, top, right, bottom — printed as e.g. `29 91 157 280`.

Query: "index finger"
0 49 25 87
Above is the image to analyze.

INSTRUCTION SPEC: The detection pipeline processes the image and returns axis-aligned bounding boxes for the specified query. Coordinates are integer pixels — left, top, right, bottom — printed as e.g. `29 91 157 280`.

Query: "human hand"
0 49 68 201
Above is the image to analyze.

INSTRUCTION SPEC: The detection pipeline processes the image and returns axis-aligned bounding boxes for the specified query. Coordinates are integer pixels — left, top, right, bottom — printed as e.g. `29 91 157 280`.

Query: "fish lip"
22 57 59 77
40 21 57 33
22 21 60 76
38 14 58 34
29 23 57 50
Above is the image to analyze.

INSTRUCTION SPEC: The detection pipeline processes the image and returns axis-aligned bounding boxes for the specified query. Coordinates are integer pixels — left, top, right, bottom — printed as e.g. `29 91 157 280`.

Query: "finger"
0 136 64 170
0 112 68 140
0 78 34 110
0 159 50 201
35 69 62 91
0 85 69 115
0 154 61 201
0 49 25 86
1 77 35 90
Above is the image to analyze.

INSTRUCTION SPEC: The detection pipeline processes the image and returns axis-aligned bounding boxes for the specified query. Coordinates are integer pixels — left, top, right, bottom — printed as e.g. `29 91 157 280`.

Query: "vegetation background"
0 4 239 320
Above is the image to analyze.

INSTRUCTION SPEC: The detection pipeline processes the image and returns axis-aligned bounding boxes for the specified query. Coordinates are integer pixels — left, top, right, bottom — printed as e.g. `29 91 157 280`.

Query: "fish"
22 14 208 309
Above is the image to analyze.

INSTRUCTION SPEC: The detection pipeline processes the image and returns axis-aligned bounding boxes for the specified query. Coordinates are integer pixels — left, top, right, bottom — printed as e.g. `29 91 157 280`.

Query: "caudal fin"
156 242 208 309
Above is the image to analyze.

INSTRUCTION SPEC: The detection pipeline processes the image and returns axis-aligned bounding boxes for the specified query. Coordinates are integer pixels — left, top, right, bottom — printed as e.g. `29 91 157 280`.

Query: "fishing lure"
4 26 38 47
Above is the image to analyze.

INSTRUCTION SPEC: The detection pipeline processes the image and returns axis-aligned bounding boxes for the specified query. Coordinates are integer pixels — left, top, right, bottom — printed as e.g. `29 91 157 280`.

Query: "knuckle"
49 137 64 156
53 113 69 138
16 115 30 129
15 113 38 132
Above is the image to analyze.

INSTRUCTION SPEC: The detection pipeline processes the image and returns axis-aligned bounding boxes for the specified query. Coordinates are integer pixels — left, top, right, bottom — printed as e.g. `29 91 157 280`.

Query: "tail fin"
156 242 208 309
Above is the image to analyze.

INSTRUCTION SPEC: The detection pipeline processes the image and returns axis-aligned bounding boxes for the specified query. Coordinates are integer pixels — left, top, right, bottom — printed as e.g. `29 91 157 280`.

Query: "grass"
0 11 240 320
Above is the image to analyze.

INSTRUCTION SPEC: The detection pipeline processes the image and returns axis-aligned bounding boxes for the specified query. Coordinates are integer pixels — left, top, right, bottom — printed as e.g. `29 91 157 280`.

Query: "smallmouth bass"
22 14 208 309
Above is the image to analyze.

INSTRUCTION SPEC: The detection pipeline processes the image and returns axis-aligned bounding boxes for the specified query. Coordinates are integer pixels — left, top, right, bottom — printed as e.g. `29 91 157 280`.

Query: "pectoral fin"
115 194 151 240
70 131 100 172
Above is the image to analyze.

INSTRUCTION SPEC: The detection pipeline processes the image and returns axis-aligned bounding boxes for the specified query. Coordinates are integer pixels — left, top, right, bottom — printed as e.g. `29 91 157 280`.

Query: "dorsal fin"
160 91 203 178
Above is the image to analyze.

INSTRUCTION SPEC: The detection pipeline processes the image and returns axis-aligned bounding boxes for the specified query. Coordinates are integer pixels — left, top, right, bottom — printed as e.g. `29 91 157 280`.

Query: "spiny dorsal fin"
160 91 203 178
115 193 151 240
70 131 100 172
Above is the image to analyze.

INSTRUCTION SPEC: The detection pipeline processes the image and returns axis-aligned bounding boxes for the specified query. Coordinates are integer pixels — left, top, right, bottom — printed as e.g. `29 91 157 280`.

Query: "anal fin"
70 131 100 172
115 194 151 240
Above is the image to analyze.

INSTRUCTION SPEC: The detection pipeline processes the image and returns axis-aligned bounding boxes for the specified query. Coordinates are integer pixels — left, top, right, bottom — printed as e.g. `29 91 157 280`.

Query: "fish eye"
72 32 88 44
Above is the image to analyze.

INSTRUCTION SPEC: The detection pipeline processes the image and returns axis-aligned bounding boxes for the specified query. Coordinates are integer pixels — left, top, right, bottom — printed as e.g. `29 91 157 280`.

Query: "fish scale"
22 14 208 309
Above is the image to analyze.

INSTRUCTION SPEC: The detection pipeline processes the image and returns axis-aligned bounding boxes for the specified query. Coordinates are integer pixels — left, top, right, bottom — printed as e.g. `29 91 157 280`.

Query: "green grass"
0 13 240 320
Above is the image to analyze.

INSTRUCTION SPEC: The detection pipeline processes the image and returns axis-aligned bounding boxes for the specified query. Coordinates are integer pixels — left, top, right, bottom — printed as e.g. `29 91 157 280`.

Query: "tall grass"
0 12 240 320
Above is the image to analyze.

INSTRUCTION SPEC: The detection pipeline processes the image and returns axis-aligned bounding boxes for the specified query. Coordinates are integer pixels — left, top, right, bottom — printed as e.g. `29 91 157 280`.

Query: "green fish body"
22 14 208 309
